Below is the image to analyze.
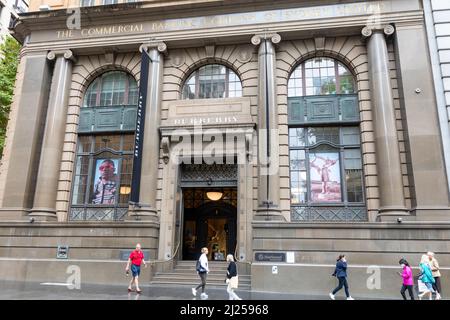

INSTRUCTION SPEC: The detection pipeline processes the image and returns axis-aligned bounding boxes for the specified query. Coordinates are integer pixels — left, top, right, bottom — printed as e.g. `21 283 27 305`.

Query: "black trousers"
195 272 207 293
432 277 441 294
401 285 415 300
332 277 350 298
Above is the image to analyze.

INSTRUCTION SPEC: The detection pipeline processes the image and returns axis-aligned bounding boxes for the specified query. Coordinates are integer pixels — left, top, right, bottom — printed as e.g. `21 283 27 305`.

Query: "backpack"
196 259 204 272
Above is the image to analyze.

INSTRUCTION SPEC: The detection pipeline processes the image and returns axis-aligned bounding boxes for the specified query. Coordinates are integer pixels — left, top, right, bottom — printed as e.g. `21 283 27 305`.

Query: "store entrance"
182 187 237 261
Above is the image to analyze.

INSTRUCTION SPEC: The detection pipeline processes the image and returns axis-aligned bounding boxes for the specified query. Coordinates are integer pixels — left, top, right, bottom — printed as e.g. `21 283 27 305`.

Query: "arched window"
287 58 365 221
71 71 138 221
288 58 355 97
83 71 138 107
182 64 242 99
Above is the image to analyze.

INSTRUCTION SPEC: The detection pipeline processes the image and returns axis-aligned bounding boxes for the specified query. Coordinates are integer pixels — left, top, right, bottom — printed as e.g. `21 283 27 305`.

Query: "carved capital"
47 49 76 62
140 41 167 55
361 24 395 38
251 33 281 46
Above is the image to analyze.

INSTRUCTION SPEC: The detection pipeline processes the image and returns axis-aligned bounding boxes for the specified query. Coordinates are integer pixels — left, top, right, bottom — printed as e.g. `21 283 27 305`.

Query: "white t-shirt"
199 253 209 272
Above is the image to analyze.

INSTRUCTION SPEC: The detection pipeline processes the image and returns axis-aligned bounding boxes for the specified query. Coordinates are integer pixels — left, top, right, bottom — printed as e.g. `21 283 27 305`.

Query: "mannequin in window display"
92 159 118 204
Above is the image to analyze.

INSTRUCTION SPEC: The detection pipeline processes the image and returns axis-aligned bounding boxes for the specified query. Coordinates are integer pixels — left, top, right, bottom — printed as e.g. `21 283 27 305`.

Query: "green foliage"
0 36 21 156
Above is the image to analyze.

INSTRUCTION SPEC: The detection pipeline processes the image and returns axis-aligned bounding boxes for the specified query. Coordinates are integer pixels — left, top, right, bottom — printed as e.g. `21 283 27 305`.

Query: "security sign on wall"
56 245 69 259
272 266 278 275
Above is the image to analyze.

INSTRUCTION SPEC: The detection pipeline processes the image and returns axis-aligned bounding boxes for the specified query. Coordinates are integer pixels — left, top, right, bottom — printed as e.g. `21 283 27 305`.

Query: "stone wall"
251 222 450 298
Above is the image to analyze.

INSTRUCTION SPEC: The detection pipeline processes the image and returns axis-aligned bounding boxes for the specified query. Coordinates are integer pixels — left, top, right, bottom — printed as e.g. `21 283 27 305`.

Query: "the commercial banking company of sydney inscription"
54 1 386 39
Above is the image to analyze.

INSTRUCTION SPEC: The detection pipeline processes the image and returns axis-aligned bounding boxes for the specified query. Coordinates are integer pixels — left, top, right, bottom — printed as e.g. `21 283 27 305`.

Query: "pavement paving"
0 281 393 300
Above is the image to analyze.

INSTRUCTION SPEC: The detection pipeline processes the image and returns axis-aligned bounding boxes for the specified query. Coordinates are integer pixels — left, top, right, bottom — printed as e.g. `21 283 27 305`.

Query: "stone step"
150 260 251 288
153 273 251 281
171 271 248 277
150 282 251 290
176 261 229 266
174 267 229 272
150 279 251 288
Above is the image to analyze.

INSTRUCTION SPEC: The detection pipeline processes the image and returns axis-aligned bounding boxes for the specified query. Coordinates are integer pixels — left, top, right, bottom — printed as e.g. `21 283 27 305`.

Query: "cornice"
18 10 424 56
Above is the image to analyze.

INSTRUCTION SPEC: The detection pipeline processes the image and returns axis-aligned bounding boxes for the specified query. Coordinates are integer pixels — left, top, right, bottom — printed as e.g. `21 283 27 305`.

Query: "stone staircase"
150 260 251 289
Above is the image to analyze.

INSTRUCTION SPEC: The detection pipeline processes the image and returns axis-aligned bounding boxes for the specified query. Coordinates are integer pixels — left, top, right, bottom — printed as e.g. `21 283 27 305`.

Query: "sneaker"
436 293 441 300
200 293 208 299
191 288 197 297
329 293 335 300
347 296 354 300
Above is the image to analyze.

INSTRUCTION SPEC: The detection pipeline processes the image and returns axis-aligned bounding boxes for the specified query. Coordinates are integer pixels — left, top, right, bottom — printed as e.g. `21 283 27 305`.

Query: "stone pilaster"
362 25 409 220
394 23 450 220
127 42 167 221
0 53 52 220
251 33 284 221
29 50 75 221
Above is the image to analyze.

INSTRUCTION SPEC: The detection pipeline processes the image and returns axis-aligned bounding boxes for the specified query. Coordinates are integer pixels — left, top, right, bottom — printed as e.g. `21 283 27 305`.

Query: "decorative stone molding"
251 33 281 46
245 132 253 162
205 44 215 58
161 136 170 164
236 45 254 63
139 41 167 55
170 49 186 67
361 24 395 38
47 49 76 62
104 51 116 64
314 37 326 51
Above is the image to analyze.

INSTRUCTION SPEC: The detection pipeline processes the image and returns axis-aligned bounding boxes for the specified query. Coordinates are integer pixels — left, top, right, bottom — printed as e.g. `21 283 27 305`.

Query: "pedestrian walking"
418 254 435 300
192 247 209 299
225 254 242 300
398 258 414 300
329 254 354 300
427 251 442 300
125 243 147 294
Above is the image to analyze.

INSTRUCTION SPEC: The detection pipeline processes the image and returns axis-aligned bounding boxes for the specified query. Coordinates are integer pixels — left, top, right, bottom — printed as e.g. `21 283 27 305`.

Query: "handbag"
229 276 239 289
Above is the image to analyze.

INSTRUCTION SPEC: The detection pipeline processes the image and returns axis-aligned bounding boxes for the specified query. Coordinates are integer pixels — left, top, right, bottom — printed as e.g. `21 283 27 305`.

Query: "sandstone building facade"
0 0 450 298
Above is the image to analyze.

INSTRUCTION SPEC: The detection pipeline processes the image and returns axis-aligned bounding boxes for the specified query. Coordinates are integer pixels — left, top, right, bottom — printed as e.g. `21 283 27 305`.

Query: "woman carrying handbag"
225 254 242 300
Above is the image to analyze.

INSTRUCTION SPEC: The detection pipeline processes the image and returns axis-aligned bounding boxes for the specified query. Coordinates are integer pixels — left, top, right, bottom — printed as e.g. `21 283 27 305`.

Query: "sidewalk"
0 281 393 300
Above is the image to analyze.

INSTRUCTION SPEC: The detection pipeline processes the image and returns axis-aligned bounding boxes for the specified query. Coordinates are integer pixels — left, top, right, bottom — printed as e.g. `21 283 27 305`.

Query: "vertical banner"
130 49 150 204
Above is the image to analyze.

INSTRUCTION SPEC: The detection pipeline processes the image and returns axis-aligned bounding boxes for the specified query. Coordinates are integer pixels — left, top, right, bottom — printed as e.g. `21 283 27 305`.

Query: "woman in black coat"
329 254 354 300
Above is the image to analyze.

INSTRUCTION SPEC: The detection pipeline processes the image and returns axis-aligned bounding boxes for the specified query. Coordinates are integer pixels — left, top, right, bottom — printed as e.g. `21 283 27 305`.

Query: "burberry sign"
173 116 238 126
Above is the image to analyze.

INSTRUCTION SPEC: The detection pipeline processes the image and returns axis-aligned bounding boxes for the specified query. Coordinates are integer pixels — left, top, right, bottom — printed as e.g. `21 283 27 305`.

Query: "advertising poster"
91 158 119 204
309 152 341 202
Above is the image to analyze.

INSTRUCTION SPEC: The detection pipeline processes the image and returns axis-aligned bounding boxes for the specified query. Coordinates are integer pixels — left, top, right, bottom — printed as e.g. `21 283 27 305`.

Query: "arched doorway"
182 190 237 260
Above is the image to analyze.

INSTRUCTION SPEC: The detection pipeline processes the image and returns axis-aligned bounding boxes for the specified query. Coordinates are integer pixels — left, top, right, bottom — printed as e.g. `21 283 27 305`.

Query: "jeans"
195 272 207 293
332 277 350 298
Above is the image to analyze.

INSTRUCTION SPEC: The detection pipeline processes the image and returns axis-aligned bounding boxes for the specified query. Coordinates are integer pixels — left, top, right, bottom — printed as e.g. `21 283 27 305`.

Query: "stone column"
29 50 75 221
251 33 284 221
362 25 408 219
128 42 166 221
0 53 52 220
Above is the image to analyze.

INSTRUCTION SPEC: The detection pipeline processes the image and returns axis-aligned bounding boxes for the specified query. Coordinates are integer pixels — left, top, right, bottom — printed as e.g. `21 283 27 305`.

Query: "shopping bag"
417 279 428 293
230 276 239 289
